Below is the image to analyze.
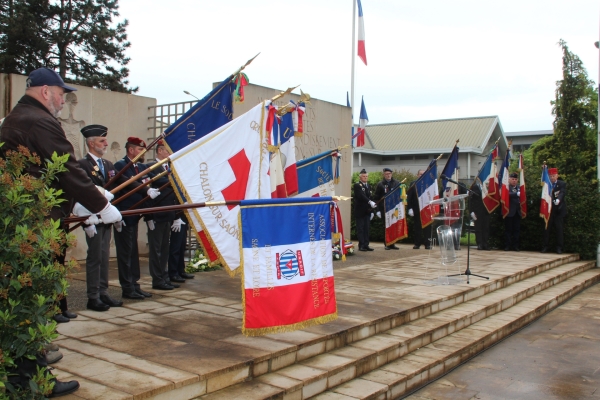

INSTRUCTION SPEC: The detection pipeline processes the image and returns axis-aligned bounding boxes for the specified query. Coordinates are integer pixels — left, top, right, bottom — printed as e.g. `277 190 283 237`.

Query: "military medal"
93 165 99 172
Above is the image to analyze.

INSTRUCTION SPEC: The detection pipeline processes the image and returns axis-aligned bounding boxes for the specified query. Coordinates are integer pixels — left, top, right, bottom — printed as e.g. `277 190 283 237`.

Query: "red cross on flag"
169 101 271 276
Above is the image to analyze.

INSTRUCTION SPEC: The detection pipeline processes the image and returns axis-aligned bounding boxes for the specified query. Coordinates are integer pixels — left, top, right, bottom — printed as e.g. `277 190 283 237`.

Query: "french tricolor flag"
540 165 552 228
353 97 368 147
357 0 367 65
240 197 337 336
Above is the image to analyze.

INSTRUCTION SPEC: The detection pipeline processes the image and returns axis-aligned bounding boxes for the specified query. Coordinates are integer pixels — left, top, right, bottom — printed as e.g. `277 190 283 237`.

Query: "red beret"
156 139 165 147
548 168 558 175
127 136 146 148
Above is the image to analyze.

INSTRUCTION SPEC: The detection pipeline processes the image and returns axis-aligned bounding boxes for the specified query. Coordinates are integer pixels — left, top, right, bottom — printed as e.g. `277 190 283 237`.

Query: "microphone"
440 174 461 186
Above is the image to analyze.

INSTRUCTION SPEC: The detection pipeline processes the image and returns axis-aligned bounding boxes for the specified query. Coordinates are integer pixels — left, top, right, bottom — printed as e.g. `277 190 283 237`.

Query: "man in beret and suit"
78 124 134 311
373 167 400 250
113 137 160 299
542 167 567 254
504 172 523 251
354 169 376 251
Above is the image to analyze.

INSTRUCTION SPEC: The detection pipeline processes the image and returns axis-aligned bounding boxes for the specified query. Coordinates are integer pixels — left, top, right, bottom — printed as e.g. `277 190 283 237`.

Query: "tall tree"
0 0 137 93
532 39 598 186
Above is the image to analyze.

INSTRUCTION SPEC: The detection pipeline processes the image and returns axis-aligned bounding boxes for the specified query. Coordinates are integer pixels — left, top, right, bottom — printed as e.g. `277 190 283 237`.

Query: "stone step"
314 268 600 400
195 260 597 400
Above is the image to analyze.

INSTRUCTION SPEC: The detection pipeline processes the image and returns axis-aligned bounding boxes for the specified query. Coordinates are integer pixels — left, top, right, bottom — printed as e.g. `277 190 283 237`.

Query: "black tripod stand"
444 180 489 284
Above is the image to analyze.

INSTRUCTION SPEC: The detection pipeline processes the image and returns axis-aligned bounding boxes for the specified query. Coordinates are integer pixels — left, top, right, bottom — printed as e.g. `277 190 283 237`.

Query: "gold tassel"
342 254 346 261
333 232 340 241
294 131 303 137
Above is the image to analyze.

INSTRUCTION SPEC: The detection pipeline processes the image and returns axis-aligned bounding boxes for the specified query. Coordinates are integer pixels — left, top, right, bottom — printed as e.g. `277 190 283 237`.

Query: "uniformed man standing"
353 169 376 251
373 167 400 250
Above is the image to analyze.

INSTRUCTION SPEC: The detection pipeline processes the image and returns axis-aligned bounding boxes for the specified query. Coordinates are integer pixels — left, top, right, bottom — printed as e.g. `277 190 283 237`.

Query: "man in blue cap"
0 68 124 397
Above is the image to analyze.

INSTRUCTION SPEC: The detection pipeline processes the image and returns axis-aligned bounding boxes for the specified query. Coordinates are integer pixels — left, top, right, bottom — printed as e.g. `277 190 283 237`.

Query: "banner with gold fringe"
239 197 337 336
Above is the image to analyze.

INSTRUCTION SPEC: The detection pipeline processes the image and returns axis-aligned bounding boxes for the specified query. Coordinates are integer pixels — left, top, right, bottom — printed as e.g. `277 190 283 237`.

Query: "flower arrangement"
332 240 354 260
186 249 222 273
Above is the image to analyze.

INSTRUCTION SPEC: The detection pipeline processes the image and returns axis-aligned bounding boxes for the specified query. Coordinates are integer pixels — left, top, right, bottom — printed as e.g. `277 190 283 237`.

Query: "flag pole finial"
271 85 300 102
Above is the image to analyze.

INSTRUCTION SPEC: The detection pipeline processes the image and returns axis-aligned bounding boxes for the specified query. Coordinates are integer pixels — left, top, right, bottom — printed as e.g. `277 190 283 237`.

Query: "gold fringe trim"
332 232 340 241
268 144 279 153
342 255 346 261
334 178 340 184
242 312 338 337
294 131 303 137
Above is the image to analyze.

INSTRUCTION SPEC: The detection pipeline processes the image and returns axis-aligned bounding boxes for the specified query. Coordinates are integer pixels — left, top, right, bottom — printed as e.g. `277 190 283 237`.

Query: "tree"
0 0 137 93
532 39 598 187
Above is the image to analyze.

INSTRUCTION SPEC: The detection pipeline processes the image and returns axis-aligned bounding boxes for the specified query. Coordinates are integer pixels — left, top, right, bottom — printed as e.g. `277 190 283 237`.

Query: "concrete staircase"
196 255 600 400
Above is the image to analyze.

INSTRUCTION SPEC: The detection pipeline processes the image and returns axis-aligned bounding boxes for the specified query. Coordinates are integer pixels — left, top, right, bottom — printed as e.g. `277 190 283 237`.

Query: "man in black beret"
373 167 400 249
504 172 522 251
353 169 376 251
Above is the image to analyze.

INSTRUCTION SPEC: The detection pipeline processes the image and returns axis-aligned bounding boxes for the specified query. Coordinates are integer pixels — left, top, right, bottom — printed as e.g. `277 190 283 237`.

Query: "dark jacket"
114 156 151 225
373 178 399 214
551 179 567 217
353 180 373 218
144 160 176 223
506 184 522 218
0 95 107 220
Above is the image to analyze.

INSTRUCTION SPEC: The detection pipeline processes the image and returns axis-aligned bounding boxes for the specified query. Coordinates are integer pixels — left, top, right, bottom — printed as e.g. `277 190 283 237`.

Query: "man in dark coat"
542 167 567 254
373 167 400 250
504 172 523 251
470 181 491 250
353 169 376 251
113 137 160 299
407 170 432 249
0 67 121 398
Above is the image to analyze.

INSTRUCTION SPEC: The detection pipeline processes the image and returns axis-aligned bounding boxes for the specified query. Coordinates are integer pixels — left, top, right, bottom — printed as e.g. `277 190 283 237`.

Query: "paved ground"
59 242 600 399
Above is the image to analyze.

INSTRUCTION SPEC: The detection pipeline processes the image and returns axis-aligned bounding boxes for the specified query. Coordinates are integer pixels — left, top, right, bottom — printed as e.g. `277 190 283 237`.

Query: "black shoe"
385 246 392 250
53 314 70 323
49 378 80 397
86 298 110 312
180 272 195 279
62 310 77 319
390 245 399 250
424 246 431 250
122 291 145 300
135 288 152 298
359 248 368 252
413 245 420 249
170 275 186 283
557 248 563 254
365 246 374 251
513 247 520 252
541 247 548 253
152 283 174 290
100 294 123 307
169 283 180 288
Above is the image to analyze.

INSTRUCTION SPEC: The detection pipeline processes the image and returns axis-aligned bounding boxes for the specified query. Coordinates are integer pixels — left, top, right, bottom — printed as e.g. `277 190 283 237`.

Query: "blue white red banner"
357 0 367 66
415 159 439 228
239 197 337 336
441 144 459 198
353 97 368 147
295 150 338 198
500 148 511 218
476 145 500 213
540 165 552 228
384 185 408 245
519 154 527 218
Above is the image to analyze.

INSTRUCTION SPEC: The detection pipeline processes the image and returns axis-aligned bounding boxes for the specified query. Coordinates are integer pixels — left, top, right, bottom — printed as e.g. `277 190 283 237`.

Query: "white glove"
98 203 122 224
370 213 374 221
471 212 477 221
73 202 91 216
114 220 125 232
85 214 100 225
553 199 560 205
147 220 155 230
147 188 161 199
171 218 186 232
516 191 520 197
95 185 114 202
368 201 376 208
84 225 97 238
376 211 381 219
408 209 414 217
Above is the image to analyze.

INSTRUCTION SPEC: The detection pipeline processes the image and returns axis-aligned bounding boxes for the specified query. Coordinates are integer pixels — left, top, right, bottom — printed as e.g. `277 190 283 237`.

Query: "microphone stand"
442 177 489 284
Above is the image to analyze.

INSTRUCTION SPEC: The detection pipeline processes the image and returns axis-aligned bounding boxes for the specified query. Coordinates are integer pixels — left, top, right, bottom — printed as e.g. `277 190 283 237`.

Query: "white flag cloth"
170 101 271 275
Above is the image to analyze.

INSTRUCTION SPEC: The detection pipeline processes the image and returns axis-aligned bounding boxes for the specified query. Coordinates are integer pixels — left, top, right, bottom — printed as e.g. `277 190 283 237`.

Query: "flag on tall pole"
240 197 337 336
475 144 501 213
169 101 271 276
414 159 439 228
295 149 340 198
352 97 368 147
500 148 511 218
440 143 460 198
383 185 408 246
519 154 527 218
540 164 552 228
357 0 367 66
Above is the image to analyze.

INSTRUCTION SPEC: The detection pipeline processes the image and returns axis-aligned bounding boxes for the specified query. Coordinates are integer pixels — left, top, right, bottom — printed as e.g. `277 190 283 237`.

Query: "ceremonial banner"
240 197 337 336
353 97 368 147
169 101 271 275
357 0 367 65
500 149 511 218
441 144 459 198
163 76 235 153
384 185 408 246
295 150 338 198
279 110 299 196
475 145 500 213
415 159 439 228
540 165 552 228
519 154 527 218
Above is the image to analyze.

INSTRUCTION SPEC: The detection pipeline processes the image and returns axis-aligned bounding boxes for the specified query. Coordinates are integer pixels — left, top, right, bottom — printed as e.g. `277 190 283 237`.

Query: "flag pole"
350 0 357 175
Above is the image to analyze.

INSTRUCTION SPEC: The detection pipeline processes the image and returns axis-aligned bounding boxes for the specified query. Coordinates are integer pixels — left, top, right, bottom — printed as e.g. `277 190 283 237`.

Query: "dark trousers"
474 212 490 249
544 212 565 249
114 218 141 294
355 215 370 249
413 218 432 248
84 224 111 299
147 221 171 286
169 222 188 277
504 215 521 249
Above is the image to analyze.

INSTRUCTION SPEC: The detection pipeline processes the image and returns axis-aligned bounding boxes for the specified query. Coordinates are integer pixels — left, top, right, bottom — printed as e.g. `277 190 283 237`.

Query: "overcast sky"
119 0 599 133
